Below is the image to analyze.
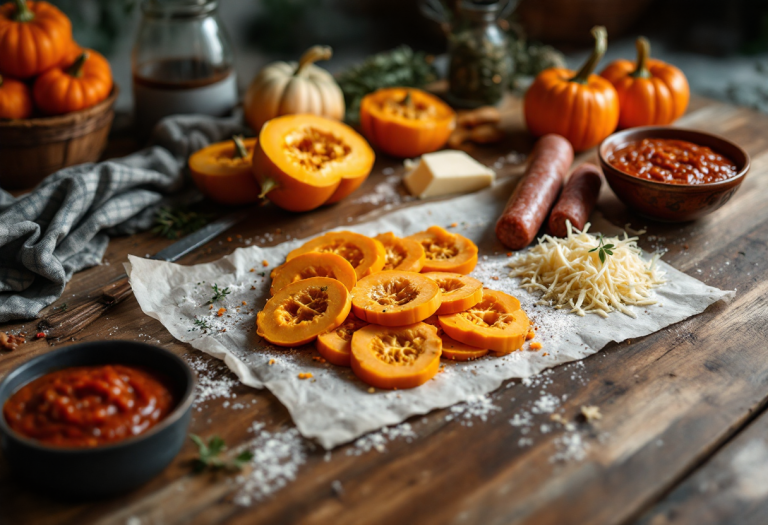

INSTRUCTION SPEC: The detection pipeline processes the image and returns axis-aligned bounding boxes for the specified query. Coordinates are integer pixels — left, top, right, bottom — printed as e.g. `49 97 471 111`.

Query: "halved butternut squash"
423 315 488 361
270 252 356 295
286 231 386 279
374 232 426 272
350 322 442 389
351 271 441 326
406 226 478 274
438 289 529 355
189 136 262 205
256 277 351 347
254 114 374 212
422 272 483 315
316 312 368 366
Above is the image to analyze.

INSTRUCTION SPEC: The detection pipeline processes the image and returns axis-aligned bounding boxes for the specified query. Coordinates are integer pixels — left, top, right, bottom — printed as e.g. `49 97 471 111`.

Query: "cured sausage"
548 163 602 237
495 134 573 250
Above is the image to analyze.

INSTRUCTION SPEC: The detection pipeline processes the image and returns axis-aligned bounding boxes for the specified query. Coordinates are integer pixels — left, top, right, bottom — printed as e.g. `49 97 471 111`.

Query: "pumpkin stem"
401 91 413 108
232 135 249 159
631 37 652 79
570 26 607 85
296 45 333 75
66 52 89 78
0 75 3 88
258 177 278 200
13 0 34 22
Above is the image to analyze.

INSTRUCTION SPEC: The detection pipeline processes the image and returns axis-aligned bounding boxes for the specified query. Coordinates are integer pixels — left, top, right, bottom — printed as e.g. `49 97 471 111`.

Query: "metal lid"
141 0 218 18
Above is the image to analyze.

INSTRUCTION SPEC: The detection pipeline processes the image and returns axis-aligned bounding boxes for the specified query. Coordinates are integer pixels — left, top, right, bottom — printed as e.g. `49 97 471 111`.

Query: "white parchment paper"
127 179 732 449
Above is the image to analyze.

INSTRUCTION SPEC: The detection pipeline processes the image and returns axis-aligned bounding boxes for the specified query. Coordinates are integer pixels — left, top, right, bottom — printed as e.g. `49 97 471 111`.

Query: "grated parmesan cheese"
507 222 665 318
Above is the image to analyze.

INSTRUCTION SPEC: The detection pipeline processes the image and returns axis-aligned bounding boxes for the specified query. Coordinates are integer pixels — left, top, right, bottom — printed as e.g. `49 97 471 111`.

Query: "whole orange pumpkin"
33 48 113 115
0 74 33 119
600 37 690 129
0 0 72 79
524 26 619 152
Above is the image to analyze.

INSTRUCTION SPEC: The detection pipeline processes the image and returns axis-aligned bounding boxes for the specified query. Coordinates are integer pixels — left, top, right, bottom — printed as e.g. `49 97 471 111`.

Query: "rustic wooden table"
2 95 767 525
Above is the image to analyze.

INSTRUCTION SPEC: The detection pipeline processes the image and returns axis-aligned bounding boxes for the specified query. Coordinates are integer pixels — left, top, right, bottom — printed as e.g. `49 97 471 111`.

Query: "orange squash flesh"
286 231 386 279
438 289 529 355
189 137 262 205
350 322 442 389
422 272 483 315
256 277 351 347
270 252 357 295
316 312 368 366
406 226 478 274
374 232 426 273
351 271 441 326
254 114 374 211
423 315 488 361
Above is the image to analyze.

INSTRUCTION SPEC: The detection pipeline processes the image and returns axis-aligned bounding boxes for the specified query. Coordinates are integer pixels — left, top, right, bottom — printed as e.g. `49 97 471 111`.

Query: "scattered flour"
184 355 241 407
445 394 501 425
347 423 417 455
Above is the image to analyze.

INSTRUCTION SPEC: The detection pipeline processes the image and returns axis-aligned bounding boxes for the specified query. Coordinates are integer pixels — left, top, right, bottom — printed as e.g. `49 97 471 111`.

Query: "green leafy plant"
588 234 615 264
193 318 211 331
206 284 230 305
153 207 212 240
190 434 253 472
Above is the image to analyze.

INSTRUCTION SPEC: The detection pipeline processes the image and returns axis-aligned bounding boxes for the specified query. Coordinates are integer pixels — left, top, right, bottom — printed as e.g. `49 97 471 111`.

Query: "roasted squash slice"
316 312 368 366
406 226 478 274
351 271 441 326
270 252 356 295
256 277 351 347
189 136 262 205
422 272 483 315
439 289 529 355
254 114 374 212
423 315 488 361
286 231 385 279
374 232 426 273
351 322 442 389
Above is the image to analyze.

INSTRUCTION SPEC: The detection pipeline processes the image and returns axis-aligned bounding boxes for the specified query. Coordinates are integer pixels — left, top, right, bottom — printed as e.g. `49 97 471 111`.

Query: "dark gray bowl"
0 341 196 498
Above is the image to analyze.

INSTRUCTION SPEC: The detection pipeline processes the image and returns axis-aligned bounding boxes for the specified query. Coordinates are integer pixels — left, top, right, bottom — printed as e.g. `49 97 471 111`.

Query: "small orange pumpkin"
600 37 690 129
189 136 262 206
0 0 72 79
524 26 619 152
0 74 32 119
33 48 113 115
360 87 456 158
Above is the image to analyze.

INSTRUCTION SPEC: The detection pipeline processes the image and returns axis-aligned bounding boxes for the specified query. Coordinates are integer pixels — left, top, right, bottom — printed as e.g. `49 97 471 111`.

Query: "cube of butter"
403 150 495 199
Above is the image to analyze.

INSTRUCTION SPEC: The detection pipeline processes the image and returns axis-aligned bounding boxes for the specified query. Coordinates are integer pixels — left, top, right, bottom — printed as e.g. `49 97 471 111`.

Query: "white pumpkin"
244 45 345 132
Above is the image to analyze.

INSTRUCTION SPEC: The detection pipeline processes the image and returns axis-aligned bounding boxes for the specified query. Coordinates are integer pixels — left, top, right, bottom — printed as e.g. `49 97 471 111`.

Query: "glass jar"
132 0 237 137
447 0 514 108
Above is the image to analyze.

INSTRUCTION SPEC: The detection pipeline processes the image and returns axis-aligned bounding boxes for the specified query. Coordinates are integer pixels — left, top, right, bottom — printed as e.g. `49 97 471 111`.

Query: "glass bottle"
132 0 237 137
447 0 514 108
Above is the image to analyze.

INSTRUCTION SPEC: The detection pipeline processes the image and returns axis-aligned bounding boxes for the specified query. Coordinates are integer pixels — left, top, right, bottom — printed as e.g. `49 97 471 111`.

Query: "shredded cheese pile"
507 222 665 318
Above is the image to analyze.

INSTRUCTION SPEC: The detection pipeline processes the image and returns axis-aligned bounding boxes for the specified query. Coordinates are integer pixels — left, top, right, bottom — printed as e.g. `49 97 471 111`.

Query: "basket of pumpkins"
0 0 116 191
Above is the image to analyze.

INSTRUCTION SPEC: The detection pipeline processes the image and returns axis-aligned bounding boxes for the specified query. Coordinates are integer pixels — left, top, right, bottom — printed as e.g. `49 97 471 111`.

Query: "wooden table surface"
2 95 768 525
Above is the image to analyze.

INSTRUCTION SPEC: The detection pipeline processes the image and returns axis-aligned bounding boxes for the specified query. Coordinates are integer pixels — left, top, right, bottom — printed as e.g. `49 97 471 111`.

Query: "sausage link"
495 134 573 249
548 163 603 237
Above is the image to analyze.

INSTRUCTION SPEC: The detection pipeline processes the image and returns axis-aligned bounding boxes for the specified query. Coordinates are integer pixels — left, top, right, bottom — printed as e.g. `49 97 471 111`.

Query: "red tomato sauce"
3 364 174 448
608 138 738 185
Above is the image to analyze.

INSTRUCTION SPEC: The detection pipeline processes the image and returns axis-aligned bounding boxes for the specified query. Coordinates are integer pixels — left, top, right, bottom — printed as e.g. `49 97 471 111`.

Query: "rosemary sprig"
206 284 230 305
588 234 615 264
153 207 213 240
190 434 253 472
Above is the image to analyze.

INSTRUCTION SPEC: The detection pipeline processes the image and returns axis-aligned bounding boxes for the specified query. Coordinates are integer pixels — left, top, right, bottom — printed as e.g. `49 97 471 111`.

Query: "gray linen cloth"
0 114 246 323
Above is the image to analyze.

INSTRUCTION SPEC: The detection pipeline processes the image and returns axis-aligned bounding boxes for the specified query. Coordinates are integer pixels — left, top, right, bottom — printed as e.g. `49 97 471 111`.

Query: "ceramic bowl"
0 341 195 497
598 126 750 222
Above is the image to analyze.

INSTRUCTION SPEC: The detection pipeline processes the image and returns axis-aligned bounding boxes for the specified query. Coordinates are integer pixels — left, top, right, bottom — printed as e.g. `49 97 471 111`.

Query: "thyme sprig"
206 284 230 305
153 207 213 240
190 434 253 472
588 234 615 264
193 318 211 331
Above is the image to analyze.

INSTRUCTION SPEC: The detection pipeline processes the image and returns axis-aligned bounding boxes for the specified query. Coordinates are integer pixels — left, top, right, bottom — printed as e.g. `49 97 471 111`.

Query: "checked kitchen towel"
0 113 246 323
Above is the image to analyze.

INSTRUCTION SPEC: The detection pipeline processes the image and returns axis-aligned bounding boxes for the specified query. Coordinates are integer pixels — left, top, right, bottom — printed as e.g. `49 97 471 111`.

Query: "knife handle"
38 277 133 341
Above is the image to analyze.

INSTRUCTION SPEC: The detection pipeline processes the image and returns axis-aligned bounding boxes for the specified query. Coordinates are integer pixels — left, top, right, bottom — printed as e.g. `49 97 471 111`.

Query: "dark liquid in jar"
133 57 232 90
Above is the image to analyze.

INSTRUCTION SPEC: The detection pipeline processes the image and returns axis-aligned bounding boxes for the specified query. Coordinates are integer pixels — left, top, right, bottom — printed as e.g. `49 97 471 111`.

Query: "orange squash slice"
254 114 375 212
286 231 385 279
422 272 483 315
256 277 351 347
374 232 426 272
189 136 262 205
351 271 441 326
270 252 356 295
406 226 478 274
316 312 368 366
438 289 529 355
423 315 488 361
350 322 442 389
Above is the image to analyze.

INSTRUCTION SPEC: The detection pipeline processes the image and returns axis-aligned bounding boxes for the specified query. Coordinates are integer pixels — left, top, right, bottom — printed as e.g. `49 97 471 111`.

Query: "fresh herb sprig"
588 234 615 264
153 207 212 240
193 318 211 331
206 284 230 305
190 434 253 472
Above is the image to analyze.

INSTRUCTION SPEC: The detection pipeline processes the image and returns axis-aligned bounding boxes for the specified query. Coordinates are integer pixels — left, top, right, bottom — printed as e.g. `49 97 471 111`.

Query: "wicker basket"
0 86 119 191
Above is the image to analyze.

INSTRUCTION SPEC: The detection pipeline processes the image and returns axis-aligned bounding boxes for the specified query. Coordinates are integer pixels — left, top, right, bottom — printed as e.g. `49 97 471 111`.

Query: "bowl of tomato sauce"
598 126 750 221
0 341 196 497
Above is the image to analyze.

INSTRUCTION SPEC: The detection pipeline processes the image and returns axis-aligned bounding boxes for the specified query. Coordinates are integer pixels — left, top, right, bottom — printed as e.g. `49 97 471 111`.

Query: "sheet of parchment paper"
127 178 732 449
